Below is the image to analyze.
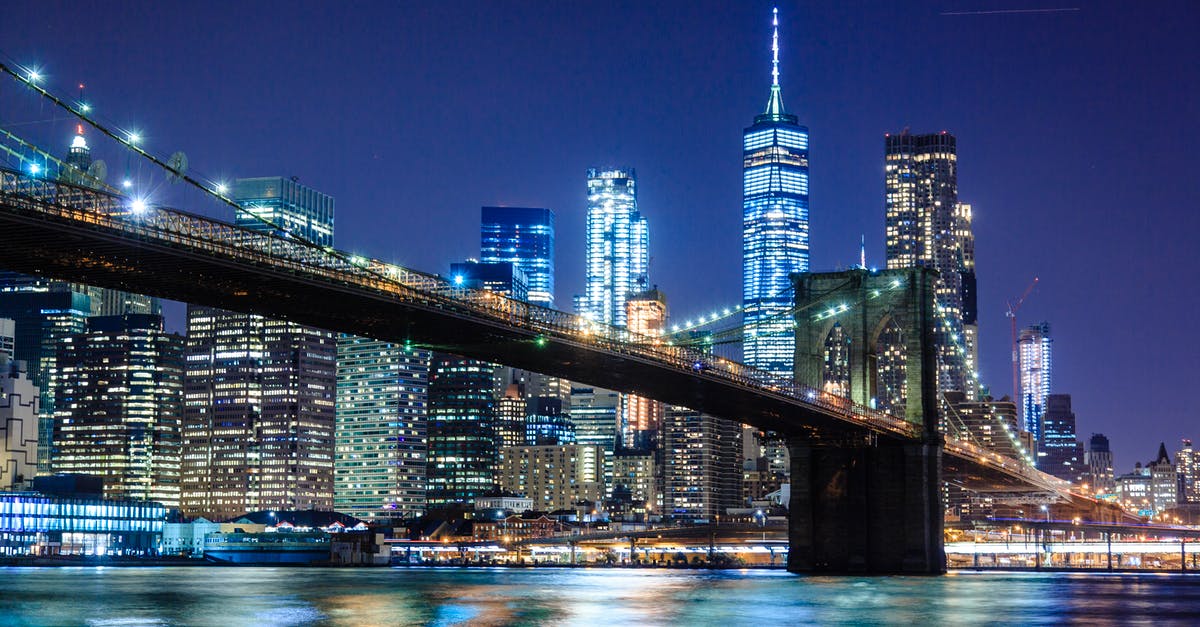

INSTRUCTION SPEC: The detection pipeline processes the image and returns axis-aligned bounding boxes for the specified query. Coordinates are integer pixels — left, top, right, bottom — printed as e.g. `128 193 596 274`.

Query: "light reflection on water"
2 567 1200 626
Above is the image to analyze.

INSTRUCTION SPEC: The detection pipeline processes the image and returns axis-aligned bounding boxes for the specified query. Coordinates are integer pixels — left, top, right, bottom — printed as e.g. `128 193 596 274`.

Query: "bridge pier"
787 435 945 574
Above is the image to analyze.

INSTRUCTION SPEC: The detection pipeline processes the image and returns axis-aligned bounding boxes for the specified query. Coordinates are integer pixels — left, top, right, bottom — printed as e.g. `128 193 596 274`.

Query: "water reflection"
2 567 1199 625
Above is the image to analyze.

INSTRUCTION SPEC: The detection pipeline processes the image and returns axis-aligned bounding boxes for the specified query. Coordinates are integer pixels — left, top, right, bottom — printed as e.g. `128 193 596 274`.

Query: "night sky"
2 1 1196 470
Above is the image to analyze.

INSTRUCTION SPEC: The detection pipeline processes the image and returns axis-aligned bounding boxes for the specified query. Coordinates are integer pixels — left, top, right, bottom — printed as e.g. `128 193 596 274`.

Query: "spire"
758 7 795 123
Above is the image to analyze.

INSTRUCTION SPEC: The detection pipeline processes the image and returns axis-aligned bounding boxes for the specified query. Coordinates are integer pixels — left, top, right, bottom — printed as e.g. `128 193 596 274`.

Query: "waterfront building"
498 444 604 512
1118 445 1180 515
480 206 555 307
0 491 166 556
663 406 742 522
53 314 183 508
571 386 619 493
473 494 534 518
182 177 337 519
884 131 976 399
1085 433 1116 496
1178 439 1199 503
611 450 657 518
742 7 810 378
0 355 38 490
575 168 648 328
621 289 667 449
0 291 90 474
1018 322 1053 445
426 354 497 508
473 512 564 542
1040 394 1084 483
334 335 429 520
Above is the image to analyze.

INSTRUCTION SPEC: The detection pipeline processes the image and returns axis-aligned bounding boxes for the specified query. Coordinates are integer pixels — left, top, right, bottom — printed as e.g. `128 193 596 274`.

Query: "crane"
1006 277 1039 413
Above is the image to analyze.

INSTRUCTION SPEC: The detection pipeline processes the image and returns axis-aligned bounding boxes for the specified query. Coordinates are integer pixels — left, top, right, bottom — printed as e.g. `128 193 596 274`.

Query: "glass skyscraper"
577 168 648 329
480 207 555 307
742 8 810 378
1018 322 1053 448
234 177 335 246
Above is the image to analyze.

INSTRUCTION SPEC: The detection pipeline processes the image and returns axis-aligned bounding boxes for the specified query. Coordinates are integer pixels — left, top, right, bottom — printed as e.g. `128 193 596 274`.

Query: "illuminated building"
1177 439 1198 503
334 335 429 520
182 177 337 519
524 397 574 445
0 491 166 556
1085 433 1116 496
1018 322 1053 446
53 314 183 508
621 289 666 449
449 260 528 301
0 354 38 490
612 451 657 518
944 392 1026 462
0 291 91 475
496 383 527 452
498 444 603 511
480 206 555 307
1117 445 1180 515
0 318 12 359
884 131 976 399
426 354 497 508
571 386 619 493
576 168 648 328
663 405 742 522
742 8 810 378
1040 394 1084 483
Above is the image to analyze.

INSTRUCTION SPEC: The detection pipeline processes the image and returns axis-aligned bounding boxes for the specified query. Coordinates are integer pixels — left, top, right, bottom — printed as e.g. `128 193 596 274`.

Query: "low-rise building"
0 491 167 556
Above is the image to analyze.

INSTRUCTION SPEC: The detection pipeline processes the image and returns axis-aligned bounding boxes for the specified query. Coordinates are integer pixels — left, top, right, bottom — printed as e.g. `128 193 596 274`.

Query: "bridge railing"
1 168 923 442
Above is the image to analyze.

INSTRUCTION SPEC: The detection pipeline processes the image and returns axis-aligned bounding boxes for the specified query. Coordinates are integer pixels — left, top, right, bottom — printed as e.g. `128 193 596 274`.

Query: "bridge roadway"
0 168 1068 497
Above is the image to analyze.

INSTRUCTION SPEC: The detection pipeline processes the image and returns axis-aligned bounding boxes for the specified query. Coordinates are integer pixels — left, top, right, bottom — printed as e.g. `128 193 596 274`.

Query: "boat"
203 528 331 565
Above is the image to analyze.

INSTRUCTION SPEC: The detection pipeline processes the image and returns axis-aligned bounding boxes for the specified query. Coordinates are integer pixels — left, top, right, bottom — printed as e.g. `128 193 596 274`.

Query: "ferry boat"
203 528 331 565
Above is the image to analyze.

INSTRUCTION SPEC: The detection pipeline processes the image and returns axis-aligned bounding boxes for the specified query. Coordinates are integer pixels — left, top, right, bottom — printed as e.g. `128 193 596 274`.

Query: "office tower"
498 444 604 511
1177 439 1198 503
1085 433 1116 496
480 206 555 307
496 383 528 452
524 397 574 445
576 168 648 328
884 131 976 399
571 386 620 493
0 291 91 474
1147 444 1179 513
0 354 38 490
182 177 337 519
1018 322 1052 445
621 289 667 449
53 314 183 507
742 8 810 378
449 260 528 301
1039 394 1084 483
945 392 1026 461
663 405 742 521
334 336 429 520
426 354 497 508
0 318 13 359
612 451 657 517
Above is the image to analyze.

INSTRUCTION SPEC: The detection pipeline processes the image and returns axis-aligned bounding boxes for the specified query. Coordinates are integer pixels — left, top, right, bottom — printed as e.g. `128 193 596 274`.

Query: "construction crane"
1006 277 1039 412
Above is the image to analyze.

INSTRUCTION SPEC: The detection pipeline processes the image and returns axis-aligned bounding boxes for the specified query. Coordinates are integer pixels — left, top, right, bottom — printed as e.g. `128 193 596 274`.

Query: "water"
2 567 1200 625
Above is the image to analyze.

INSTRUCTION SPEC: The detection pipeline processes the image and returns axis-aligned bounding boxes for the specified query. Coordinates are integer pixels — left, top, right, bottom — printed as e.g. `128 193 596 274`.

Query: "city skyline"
0 1 1195 469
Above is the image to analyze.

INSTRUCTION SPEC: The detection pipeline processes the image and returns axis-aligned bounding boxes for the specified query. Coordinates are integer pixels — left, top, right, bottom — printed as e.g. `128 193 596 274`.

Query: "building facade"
576 168 648 328
1018 322 1053 445
621 289 667 449
53 315 183 508
742 8 810 378
1040 394 1084 482
663 406 742 521
1177 439 1198 504
0 355 38 490
1085 433 1116 496
480 206 555 307
334 336 429 520
426 354 497 508
498 444 604 512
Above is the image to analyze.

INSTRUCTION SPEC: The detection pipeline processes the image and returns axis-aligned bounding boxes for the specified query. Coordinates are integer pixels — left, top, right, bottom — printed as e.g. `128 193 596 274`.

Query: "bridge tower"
787 267 945 574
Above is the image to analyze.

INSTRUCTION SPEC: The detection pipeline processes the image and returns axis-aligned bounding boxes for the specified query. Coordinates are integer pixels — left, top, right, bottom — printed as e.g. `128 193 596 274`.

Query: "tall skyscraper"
571 386 620 493
1039 394 1084 482
1177 439 1198 504
622 289 667 449
884 131 976 399
53 314 183 507
426 354 497 508
576 168 648 328
1085 433 1115 496
1018 322 1053 445
0 354 38 490
480 206 555 307
742 8 810 378
663 405 742 521
0 291 91 475
182 177 337 519
334 336 429 520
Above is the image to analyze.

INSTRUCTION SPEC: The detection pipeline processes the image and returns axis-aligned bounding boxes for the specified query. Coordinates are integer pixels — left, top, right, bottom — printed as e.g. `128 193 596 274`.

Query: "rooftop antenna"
860 234 866 269
771 7 780 87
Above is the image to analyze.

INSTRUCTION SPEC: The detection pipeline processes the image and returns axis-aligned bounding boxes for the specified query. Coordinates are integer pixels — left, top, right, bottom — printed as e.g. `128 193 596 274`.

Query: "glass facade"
480 206 555 307
1040 393 1084 482
0 492 166 556
1018 322 1052 446
742 9 810 378
334 335 429 520
233 177 335 247
577 168 648 328
426 354 497 508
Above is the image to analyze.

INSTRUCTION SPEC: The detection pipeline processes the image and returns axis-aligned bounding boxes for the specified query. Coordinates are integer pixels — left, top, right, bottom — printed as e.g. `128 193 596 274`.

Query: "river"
2 567 1199 625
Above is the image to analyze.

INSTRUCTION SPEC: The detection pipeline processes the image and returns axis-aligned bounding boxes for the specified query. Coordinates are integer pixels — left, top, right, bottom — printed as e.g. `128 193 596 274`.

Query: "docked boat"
203 529 331 565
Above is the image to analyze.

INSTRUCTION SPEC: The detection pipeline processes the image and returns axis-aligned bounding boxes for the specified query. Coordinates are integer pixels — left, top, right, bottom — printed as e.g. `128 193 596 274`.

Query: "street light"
1040 504 1049 522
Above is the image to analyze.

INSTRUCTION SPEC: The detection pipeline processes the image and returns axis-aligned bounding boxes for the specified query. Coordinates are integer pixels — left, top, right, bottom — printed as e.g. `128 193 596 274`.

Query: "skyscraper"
742 8 810 378
480 206 555 307
571 386 620 493
426 354 497 508
0 318 13 359
1039 394 1084 482
1177 439 1198 504
576 168 648 328
1018 322 1052 445
1085 433 1116 496
182 177 337 519
334 336 429 520
0 354 38 490
622 289 667 449
663 405 742 521
53 314 183 507
884 131 976 398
